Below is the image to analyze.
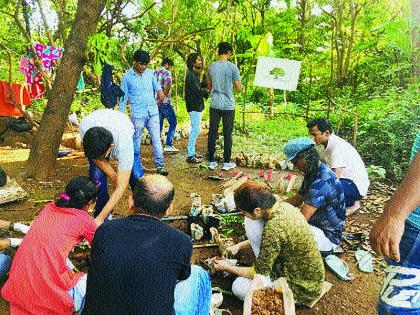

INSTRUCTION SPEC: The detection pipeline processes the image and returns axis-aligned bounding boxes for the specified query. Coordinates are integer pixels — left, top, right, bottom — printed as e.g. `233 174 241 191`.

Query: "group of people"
116 41 242 178
0 40 417 315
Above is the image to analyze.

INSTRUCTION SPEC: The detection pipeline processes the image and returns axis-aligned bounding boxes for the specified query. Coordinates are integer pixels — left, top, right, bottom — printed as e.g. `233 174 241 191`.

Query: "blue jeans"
340 178 362 207
378 221 420 314
0 252 11 278
159 104 177 146
132 115 164 169
187 111 202 157
174 265 211 315
89 135 143 217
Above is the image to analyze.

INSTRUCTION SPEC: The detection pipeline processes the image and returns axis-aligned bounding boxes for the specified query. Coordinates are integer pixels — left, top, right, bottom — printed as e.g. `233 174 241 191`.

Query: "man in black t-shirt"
83 175 211 315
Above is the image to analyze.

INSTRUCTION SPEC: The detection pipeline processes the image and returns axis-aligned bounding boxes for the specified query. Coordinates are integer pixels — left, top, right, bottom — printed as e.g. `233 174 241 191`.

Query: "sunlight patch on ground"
0 148 30 163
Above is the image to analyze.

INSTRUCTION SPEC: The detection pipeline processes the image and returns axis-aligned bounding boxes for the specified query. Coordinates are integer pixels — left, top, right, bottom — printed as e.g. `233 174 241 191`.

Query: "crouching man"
83 174 211 315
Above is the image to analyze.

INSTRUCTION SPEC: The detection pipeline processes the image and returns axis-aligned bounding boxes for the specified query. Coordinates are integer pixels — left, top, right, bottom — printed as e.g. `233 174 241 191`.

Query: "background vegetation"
0 0 418 180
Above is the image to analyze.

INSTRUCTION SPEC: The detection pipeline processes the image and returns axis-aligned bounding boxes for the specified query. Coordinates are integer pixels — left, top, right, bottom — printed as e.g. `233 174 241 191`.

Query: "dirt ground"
0 131 386 314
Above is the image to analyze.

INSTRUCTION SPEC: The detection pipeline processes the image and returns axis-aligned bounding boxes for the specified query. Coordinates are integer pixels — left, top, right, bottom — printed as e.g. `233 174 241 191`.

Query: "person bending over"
2 176 99 315
213 180 324 306
284 137 346 251
83 174 211 315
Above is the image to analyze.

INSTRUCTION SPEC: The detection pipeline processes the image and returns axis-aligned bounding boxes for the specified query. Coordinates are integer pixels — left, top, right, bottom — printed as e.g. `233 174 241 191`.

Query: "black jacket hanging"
100 63 124 109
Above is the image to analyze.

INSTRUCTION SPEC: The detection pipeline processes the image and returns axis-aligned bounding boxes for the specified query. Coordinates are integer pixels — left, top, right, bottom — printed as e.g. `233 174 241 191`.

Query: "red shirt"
1 202 96 315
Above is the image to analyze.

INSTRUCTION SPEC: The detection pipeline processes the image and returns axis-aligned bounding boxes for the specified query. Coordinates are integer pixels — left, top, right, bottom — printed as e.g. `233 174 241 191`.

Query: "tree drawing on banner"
269 67 285 80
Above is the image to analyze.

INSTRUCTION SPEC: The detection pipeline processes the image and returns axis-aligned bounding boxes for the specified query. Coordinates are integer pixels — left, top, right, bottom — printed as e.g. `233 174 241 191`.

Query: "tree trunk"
26 0 105 179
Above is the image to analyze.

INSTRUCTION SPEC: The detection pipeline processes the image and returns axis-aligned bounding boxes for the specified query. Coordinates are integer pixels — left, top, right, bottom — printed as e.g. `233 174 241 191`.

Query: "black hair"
186 53 200 70
0 166 7 187
234 181 276 214
307 118 333 133
82 127 113 160
133 176 175 217
133 50 150 64
55 176 99 210
161 57 174 67
295 146 320 180
218 42 233 55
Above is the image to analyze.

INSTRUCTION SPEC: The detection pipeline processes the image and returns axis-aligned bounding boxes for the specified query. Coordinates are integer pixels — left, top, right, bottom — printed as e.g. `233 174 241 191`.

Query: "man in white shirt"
307 118 370 215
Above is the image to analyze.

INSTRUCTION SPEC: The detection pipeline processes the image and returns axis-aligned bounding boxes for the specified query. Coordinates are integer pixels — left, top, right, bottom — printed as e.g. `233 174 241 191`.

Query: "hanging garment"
76 73 85 91
0 81 31 117
100 63 124 109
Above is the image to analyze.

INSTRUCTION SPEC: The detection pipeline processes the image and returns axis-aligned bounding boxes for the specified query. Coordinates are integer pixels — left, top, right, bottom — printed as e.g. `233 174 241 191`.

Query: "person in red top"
1 176 99 315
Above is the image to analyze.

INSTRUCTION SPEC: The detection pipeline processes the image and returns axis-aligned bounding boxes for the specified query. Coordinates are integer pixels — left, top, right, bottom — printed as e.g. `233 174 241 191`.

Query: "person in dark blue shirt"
83 175 211 315
284 137 346 251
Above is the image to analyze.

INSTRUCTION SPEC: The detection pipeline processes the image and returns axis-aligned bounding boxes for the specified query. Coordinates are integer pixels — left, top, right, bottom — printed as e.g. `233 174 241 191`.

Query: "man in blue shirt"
284 137 346 251
120 50 168 176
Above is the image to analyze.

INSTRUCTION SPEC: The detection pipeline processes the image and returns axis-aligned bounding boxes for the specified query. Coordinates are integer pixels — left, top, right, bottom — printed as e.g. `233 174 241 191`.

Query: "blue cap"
283 137 315 161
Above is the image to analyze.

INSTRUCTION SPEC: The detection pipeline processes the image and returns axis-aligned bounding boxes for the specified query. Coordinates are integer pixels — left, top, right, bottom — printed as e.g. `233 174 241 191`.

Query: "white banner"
253 57 301 91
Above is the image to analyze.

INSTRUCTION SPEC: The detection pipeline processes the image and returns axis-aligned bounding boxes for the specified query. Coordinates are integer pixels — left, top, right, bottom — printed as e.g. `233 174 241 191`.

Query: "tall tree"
26 0 105 179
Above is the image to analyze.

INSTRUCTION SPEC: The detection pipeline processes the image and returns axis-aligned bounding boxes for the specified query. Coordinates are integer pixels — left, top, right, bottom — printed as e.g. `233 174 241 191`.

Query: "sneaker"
157 167 169 176
195 153 204 159
208 162 217 170
221 162 237 171
186 155 202 163
163 145 179 153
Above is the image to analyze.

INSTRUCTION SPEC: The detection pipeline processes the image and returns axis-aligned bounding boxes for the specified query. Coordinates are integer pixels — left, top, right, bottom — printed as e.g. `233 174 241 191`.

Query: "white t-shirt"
80 109 135 170
324 133 370 196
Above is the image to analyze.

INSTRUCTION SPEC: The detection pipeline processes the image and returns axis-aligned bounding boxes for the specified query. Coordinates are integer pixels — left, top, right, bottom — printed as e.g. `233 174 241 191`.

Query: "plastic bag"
243 274 295 315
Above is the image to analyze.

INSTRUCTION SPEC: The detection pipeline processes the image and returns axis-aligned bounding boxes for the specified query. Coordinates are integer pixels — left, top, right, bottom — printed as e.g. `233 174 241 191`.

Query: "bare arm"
163 84 171 97
300 203 318 220
214 260 256 279
333 167 345 178
0 239 10 250
207 79 212 91
234 80 242 92
157 90 165 102
228 240 251 255
370 152 420 262
93 160 117 184
286 193 304 207
95 169 131 224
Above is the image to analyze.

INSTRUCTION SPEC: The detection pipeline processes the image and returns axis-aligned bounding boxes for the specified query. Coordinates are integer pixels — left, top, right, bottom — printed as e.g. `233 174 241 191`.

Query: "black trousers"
207 108 235 163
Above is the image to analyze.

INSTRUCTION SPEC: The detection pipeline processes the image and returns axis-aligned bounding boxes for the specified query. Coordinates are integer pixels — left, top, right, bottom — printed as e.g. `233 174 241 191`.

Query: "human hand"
369 214 405 262
227 244 240 256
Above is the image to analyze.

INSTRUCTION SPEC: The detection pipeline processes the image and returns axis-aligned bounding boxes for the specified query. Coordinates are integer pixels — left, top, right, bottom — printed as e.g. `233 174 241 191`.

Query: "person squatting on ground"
213 180 325 305
80 109 143 225
184 53 209 163
1 176 99 315
284 137 346 252
307 118 370 216
207 42 242 171
370 130 420 315
120 49 168 176
83 174 211 315
155 57 179 153
0 219 29 279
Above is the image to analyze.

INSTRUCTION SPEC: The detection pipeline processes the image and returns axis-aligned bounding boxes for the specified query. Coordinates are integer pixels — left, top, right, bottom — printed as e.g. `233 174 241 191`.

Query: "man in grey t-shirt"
207 42 242 171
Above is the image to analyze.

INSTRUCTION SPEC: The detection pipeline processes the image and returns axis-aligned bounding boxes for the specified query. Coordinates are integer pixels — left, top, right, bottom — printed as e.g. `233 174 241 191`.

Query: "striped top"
407 130 420 229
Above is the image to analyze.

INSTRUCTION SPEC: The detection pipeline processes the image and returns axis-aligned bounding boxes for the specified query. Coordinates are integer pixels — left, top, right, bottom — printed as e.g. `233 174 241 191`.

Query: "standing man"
370 131 420 315
307 118 370 215
80 109 143 225
207 42 242 171
155 57 179 153
120 49 168 176
83 175 211 315
185 53 208 163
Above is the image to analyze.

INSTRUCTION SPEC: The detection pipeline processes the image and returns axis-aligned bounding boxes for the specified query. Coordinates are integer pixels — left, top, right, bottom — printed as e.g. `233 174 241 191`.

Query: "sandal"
325 255 354 281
